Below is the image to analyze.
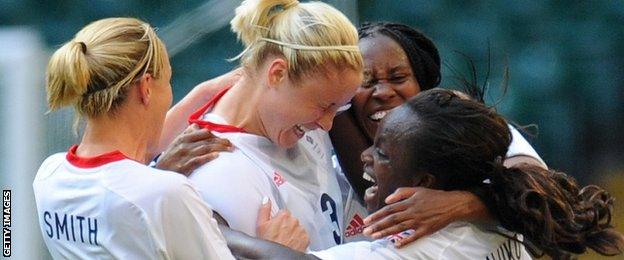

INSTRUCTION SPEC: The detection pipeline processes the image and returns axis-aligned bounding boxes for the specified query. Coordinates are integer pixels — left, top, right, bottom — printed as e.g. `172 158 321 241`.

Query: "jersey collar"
66 145 128 168
188 87 246 133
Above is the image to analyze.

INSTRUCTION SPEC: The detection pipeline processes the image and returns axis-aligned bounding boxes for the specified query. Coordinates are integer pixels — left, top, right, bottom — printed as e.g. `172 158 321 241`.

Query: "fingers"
385 187 420 204
256 197 272 225
178 152 219 175
190 140 233 154
364 199 410 225
364 209 414 238
394 228 429 248
182 127 217 143
368 218 416 239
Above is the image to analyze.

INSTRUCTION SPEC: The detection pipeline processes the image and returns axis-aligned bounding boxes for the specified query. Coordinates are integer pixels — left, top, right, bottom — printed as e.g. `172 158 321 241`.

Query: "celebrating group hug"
33 0 623 259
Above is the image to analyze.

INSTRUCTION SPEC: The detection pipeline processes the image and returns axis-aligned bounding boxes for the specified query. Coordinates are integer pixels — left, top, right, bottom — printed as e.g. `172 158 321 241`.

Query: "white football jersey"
312 222 532 260
187 89 344 251
33 146 234 260
340 124 547 243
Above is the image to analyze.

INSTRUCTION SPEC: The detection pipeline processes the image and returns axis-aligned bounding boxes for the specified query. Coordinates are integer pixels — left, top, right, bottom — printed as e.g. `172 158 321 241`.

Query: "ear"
266 58 288 88
412 173 435 188
137 73 153 106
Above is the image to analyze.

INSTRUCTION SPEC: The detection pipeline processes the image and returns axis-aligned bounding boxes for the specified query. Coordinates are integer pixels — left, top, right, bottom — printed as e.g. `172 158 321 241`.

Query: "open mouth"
368 110 390 122
363 171 376 183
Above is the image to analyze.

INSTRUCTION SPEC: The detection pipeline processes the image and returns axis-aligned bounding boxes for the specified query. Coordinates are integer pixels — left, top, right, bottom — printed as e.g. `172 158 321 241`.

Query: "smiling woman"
184 0 363 251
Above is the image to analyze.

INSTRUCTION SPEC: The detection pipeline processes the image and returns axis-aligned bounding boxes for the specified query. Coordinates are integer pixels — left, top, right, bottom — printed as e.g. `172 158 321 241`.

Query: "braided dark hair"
358 22 441 91
399 89 624 258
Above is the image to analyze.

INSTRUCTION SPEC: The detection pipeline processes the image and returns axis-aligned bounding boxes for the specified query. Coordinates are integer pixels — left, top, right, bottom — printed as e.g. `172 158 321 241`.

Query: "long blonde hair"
230 0 362 81
46 17 167 118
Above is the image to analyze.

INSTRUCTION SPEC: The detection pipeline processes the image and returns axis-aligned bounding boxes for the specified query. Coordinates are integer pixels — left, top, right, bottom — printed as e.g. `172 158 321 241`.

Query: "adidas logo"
344 214 365 238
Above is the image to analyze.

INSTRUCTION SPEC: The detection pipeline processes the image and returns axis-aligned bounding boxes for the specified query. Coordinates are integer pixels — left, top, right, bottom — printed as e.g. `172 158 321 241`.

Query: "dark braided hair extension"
399 89 624 258
358 22 441 91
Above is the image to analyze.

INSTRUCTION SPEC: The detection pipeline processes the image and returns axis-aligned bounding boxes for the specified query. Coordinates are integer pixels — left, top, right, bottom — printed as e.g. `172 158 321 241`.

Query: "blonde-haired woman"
188 0 363 251
33 17 234 259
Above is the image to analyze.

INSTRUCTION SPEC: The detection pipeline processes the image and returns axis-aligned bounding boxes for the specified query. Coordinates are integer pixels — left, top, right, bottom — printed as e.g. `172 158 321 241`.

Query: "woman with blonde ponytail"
185 0 363 251
33 17 234 259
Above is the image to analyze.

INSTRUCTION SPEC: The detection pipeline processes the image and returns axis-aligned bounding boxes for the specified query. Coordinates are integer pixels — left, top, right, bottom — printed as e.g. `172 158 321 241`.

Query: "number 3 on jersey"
320 193 341 245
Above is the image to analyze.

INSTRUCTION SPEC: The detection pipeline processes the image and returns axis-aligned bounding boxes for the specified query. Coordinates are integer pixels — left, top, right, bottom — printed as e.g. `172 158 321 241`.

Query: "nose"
372 82 398 101
316 111 335 131
361 146 374 164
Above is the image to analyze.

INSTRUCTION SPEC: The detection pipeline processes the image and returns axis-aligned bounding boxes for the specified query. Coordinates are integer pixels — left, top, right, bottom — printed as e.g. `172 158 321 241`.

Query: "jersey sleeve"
189 151 279 236
159 181 235 260
506 124 546 167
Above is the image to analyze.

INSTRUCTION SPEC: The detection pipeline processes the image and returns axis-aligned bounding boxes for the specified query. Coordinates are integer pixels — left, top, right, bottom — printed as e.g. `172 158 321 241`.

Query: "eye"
375 147 389 159
389 75 408 84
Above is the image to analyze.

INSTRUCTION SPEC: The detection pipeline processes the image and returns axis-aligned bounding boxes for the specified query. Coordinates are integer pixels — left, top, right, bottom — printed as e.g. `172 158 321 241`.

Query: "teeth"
369 110 389 121
295 124 310 136
296 124 310 133
363 172 376 183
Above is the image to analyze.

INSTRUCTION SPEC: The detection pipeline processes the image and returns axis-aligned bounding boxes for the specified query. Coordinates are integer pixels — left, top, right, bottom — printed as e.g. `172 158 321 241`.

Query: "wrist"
449 190 491 223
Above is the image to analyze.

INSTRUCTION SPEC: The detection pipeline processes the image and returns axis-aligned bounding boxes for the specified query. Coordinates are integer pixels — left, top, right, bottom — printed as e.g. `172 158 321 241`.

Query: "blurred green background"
0 0 622 259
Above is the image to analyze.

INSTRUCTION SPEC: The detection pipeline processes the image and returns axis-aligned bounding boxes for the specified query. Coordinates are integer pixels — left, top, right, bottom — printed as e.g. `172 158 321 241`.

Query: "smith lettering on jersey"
41 211 98 246
33 150 234 259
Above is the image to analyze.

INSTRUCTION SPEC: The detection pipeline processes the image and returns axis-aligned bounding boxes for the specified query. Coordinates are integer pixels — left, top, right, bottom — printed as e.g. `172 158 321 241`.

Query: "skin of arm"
329 110 374 200
362 155 548 247
220 225 318 260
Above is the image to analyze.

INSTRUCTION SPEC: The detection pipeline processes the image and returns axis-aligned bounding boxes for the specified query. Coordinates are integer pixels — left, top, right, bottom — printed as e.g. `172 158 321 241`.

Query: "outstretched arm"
220 226 319 260
363 187 490 247
329 110 372 200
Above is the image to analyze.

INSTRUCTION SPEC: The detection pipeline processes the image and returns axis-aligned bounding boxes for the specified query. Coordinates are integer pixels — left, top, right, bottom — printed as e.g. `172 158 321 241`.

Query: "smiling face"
362 106 425 213
260 66 363 148
352 35 422 141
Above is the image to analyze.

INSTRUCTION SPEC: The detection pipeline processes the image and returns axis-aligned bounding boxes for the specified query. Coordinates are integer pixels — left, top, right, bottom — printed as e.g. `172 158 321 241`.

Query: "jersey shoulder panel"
34 153 66 181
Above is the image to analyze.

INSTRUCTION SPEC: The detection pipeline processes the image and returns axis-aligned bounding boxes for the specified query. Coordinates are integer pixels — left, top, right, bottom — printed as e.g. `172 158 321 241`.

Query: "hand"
155 124 233 176
363 187 488 248
256 198 309 252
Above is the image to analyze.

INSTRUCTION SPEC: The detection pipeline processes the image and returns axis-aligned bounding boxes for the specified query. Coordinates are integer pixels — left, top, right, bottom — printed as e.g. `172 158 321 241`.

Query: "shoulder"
105 161 198 205
34 152 66 181
189 148 268 186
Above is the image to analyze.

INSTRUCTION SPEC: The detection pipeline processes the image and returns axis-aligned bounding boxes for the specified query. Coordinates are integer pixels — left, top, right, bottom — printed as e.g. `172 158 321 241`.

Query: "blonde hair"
46 17 167 118
230 0 362 80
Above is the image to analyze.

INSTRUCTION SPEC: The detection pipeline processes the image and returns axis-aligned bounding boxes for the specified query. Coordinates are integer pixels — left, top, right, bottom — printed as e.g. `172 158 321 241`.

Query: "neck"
78 113 151 164
212 75 268 137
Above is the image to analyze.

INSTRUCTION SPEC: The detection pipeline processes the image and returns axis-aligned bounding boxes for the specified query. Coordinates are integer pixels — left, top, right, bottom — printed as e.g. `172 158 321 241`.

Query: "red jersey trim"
66 145 128 168
188 87 246 133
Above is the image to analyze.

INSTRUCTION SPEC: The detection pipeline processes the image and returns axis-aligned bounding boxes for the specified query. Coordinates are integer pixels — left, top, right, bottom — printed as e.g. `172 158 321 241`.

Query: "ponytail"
230 0 299 46
229 0 361 80
45 17 167 118
484 163 624 257
46 40 91 111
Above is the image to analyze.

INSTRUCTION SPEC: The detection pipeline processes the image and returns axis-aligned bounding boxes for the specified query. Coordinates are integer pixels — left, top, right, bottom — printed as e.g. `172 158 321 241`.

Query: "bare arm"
328 110 373 200
362 154 548 247
220 226 318 260
156 69 242 155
